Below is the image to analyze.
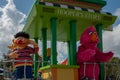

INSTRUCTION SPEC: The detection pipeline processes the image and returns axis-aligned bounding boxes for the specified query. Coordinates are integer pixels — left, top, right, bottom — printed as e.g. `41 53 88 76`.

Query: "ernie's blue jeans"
16 66 33 79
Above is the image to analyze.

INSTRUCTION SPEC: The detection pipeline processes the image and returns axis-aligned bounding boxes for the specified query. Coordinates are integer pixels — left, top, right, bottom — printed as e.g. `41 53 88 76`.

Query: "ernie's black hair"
14 32 30 39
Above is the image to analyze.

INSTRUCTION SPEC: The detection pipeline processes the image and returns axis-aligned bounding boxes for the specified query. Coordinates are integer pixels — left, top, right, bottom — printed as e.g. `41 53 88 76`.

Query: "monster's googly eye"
89 32 92 35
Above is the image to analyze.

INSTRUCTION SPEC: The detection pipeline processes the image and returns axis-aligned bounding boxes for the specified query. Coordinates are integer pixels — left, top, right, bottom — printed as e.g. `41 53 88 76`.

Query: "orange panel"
74 69 79 80
51 68 57 80
57 68 74 80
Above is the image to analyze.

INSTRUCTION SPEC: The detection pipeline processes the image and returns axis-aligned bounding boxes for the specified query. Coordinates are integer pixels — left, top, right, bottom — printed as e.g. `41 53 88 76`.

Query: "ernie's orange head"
13 32 30 48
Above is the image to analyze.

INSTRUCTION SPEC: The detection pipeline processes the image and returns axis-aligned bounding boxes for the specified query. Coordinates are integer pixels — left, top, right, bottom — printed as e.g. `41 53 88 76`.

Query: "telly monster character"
7 32 39 80
77 26 113 80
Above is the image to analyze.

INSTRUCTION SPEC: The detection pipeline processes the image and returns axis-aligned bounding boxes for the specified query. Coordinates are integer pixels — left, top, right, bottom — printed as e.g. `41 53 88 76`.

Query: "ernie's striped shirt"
12 46 39 68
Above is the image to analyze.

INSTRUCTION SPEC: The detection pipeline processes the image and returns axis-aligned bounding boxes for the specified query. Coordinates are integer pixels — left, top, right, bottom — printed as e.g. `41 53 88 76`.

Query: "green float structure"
23 0 117 80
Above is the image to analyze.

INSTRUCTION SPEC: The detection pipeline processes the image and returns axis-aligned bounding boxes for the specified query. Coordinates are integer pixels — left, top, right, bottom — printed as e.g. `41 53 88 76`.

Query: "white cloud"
103 24 120 57
39 41 68 63
114 8 120 19
0 0 26 58
57 42 68 63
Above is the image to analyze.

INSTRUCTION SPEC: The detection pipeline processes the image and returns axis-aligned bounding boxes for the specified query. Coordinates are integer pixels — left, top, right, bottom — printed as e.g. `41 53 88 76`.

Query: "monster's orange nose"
90 33 98 42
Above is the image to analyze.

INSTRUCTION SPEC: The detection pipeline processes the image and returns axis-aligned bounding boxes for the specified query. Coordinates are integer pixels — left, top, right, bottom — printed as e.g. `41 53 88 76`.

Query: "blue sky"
0 0 120 62
103 0 120 12
13 0 34 15
103 0 120 25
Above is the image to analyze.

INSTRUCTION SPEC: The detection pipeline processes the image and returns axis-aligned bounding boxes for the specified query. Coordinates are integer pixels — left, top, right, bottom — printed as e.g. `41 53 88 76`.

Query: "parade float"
23 0 117 80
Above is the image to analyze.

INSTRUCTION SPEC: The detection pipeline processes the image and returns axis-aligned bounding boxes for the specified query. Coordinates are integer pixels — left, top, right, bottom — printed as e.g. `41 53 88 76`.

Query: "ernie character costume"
7 32 39 80
77 26 113 80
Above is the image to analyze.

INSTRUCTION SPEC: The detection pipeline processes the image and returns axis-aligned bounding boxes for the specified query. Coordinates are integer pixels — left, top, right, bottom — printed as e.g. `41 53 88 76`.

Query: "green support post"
67 41 71 65
41 28 47 66
50 18 57 65
34 38 39 79
95 24 104 80
69 20 77 65
96 24 103 51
